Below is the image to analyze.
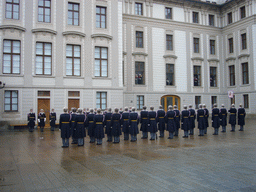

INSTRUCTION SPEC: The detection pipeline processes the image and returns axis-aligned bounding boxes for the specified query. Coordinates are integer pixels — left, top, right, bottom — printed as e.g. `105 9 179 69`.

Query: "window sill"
240 84 250 87
134 84 146 87
0 74 23 77
193 86 203 88
209 87 219 89
227 86 236 88
165 85 176 88
92 77 112 80
33 75 55 78
64 76 84 79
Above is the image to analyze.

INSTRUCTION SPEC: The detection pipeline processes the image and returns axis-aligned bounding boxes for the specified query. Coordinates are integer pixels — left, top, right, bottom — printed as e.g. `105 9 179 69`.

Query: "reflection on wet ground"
1 120 256 191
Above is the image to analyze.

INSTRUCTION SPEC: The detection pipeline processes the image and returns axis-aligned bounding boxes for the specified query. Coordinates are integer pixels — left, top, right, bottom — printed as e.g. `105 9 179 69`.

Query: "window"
38 0 51 23
66 45 81 76
209 14 215 26
136 31 143 48
211 96 217 108
231 95 235 105
193 12 199 23
210 67 217 87
137 95 144 110
96 92 107 110
135 3 143 15
4 90 18 112
195 96 201 109
228 12 232 24
210 40 215 55
166 35 173 51
240 6 246 19
96 6 106 28
95 47 108 77
135 62 145 85
68 2 79 25
38 91 50 96
68 91 80 97
243 94 249 108
36 42 52 75
194 38 199 53
229 65 235 86
5 0 19 19
228 38 233 53
166 64 174 86
165 7 172 19
3 40 20 74
242 62 249 84
241 33 247 50
194 66 201 86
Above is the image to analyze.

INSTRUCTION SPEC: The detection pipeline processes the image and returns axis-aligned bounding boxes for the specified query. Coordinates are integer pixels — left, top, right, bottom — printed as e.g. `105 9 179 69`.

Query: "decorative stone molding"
163 54 178 59
91 34 113 43
63 31 86 37
0 25 26 34
238 54 249 59
207 58 219 62
225 57 236 62
132 52 148 59
191 57 204 61
32 28 57 35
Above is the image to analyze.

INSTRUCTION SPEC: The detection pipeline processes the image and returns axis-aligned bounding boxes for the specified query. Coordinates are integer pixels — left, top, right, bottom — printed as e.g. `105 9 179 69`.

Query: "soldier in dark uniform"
75 108 86 146
228 104 237 132
85 108 95 143
238 104 246 131
94 108 97 114
27 109 36 132
197 104 205 136
86 108 90 116
212 104 220 135
220 104 227 132
104 108 113 142
111 108 122 143
203 104 209 134
148 106 157 140
165 105 176 139
188 104 196 135
94 108 105 145
122 107 130 140
50 108 56 131
173 105 180 136
70 108 78 144
38 109 46 132
181 105 190 138
119 108 123 115
129 107 139 142
140 106 149 139
59 107 71 148
157 105 166 138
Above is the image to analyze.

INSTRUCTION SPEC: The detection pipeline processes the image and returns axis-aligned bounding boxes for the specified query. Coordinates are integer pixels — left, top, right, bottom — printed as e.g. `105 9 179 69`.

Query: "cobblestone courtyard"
1 120 256 192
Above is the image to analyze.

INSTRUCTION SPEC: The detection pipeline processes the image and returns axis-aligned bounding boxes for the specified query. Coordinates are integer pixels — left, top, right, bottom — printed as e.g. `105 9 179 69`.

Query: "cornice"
191 57 204 61
238 53 250 59
32 28 57 35
63 31 86 37
163 54 178 59
208 58 220 62
132 52 148 56
91 34 113 40
0 25 26 32
226 57 236 61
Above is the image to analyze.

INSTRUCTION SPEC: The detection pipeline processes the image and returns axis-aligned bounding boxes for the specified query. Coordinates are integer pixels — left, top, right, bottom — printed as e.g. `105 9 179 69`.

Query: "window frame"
38 0 51 23
228 12 232 24
166 63 175 86
209 14 215 26
66 44 81 76
229 65 235 86
5 0 20 20
210 40 215 55
137 95 144 110
35 42 52 75
193 66 201 86
194 38 200 53
165 7 172 19
166 34 173 51
3 39 21 74
96 6 107 29
228 38 234 53
136 31 143 48
94 46 108 77
240 6 246 19
193 11 199 23
241 33 247 50
243 94 249 108
96 92 107 110
195 96 201 109
242 62 249 85
135 2 143 15
68 2 79 26
211 96 217 108
4 90 18 112
210 67 217 87
135 61 145 85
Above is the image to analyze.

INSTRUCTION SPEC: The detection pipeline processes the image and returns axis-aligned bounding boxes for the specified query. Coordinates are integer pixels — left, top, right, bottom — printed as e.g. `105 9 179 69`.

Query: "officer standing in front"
238 104 246 131
165 105 176 139
181 105 190 138
188 104 196 135
173 105 180 136
50 108 56 131
148 106 157 140
38 109 46 132
104 108 113 142
86 108 95 143
228 104 237 132
157 105 166 138
75 108 86 146
140 106 149 139
203 104 209 134
212 104 220 135
129 107 139 142
70 108 77 144
94 109 105 145
121 107 130 140
197 104 205 136
59 107 71 148
220 104 227 132
27 109 36 132
111 108 122 143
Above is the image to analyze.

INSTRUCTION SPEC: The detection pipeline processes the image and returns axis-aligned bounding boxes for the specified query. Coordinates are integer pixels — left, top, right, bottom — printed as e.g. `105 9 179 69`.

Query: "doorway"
38 98 50 125
161 95 180 111
68 99 80 111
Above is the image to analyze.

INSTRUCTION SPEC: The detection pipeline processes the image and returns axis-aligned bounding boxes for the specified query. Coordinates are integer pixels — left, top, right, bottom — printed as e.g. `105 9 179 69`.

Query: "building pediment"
163 54 178 59
132 52 148 56
238 54 250 59
191 57 204 61
91 34 113 40
32 28 57 35
226 57 236 62
63 31 86 37
208 58 219 62
0 25 26 32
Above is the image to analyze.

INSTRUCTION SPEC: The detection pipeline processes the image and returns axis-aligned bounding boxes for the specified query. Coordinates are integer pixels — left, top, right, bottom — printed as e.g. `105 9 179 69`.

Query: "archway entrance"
161 95 180 111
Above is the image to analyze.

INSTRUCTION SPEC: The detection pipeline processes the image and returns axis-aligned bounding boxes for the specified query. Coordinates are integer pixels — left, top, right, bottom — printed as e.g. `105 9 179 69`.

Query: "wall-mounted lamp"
0 81 6 89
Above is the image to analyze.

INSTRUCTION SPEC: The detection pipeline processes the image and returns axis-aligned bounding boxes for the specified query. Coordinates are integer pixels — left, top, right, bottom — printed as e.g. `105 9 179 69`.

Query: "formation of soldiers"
27 103 246 148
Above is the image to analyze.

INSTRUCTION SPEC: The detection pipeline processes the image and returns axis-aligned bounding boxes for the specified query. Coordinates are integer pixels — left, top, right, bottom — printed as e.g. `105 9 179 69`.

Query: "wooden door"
161 95 180 112
38 98 50 125
68 99 80 111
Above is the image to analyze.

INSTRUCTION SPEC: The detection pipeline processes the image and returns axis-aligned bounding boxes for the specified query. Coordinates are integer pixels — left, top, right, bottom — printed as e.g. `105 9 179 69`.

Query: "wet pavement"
0 120 256 192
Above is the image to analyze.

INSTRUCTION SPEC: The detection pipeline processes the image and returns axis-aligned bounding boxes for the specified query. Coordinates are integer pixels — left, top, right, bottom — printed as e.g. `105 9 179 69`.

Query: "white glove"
38 119 40 123
44 118 46 122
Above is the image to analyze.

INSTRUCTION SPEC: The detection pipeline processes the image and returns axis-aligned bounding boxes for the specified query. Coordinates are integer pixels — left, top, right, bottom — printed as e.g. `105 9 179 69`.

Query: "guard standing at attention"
111 108 122 143
121 107 130 140
212 104 220 135
181 105 190 138
188 104 196 135
238 104 246 131
140 106 149 139
75 108 86 146
27 109 36 132
157 105 166 138
203 104 209 134
220 104 227 132
197 104 205 136
94 109 105 145
50 109 56 131
104 108 113 142
86 108 95 143
228 104 237 132
148 106 157 140
70 108 78 144
165 105 176 139
173 105 180 136
38 109 46 132
129 107 139 142
59 107 71 148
